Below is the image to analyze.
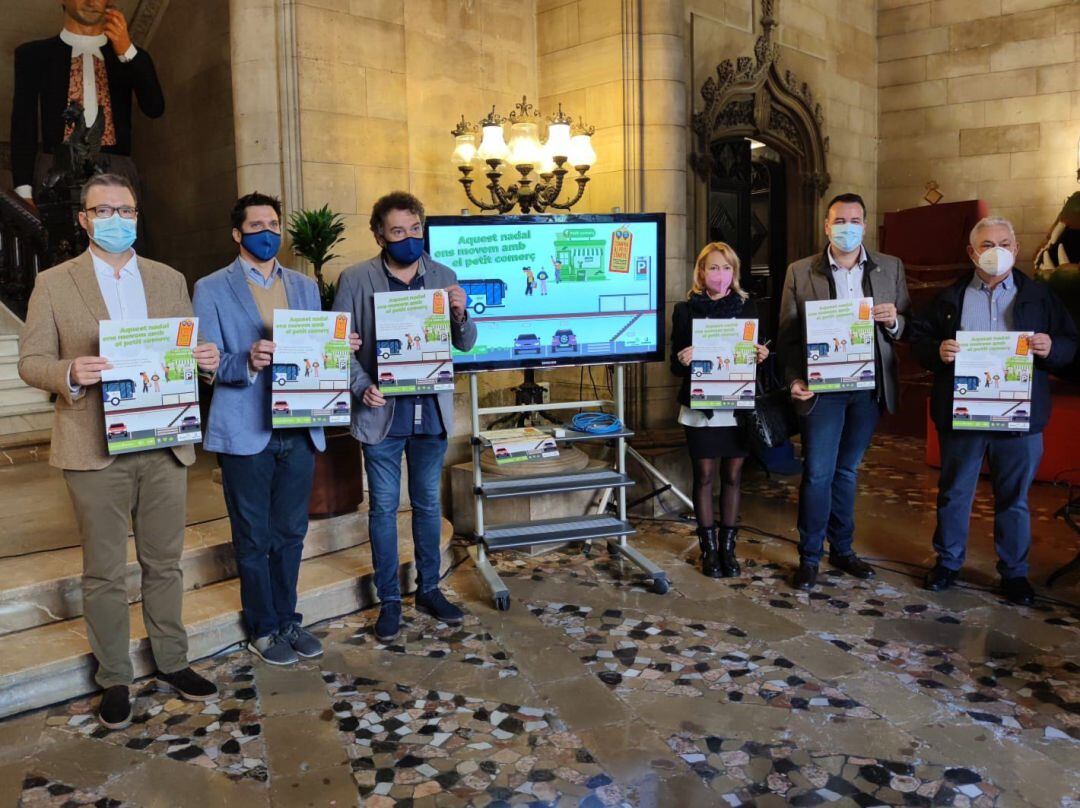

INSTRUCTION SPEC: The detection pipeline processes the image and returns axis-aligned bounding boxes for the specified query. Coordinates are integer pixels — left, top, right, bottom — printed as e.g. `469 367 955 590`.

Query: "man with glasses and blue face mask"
193 192 361 666
911 216 1077 605
19 173 221 729
333 191 476 643
778 192 911 591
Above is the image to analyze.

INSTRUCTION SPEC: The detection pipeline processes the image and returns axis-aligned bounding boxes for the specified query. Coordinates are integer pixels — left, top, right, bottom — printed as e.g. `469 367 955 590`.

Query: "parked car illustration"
858 369 874 380
333 400 349 413
376 339 402 359
807 342 830 361
691 359 713 377
551 329 578 353
272 363 299 386
1012 409 1029 422
179 415 200 432
379 371 396 383
740 387 755 399
272 401 290 415
512 334 542 355
495 447 510 458
954 375 980 395
809 371 823 381
107 422 129 440
690 388 705 399
436 370 453 383
953 407 969 419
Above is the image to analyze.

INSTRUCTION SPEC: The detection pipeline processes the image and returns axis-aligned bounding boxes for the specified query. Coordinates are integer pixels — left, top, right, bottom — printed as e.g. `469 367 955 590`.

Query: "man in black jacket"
911 216 1077 605
10 0 164 203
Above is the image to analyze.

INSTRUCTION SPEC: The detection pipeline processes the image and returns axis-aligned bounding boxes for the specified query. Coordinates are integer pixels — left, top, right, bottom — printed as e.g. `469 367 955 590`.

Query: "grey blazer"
332 252 477 444
777 248 911 415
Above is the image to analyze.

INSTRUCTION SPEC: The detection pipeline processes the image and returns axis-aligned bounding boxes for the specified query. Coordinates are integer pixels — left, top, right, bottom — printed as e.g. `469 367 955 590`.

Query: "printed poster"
952 331 1033 432
689 318 758 409
270 310 351 427
374 289 454 396
804 297 875 392
99 317 201 455
480 427 560 465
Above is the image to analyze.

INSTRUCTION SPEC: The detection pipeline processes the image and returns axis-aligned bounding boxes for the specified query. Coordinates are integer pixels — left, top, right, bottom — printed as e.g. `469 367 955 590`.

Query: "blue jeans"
219 430 314 639
933 430 1042 578
797 391 880 565
362 433 446 603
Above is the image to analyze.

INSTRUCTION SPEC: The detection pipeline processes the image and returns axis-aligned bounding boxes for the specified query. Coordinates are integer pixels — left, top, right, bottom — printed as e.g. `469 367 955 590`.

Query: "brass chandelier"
450 96 597 214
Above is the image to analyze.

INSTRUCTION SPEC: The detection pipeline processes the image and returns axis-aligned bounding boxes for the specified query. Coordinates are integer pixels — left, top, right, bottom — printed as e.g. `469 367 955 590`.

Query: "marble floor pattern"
1 436 1079 807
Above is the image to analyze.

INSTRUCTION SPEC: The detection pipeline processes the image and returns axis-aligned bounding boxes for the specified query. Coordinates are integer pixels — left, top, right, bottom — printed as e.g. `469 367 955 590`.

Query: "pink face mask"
705 269 732 296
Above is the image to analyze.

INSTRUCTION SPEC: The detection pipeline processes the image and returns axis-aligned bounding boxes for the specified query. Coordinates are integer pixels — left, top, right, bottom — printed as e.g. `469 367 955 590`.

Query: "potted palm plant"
287 205 363 518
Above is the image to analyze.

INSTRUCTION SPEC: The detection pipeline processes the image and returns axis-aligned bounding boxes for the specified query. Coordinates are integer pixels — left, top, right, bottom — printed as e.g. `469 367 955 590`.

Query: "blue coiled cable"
571 412 622 434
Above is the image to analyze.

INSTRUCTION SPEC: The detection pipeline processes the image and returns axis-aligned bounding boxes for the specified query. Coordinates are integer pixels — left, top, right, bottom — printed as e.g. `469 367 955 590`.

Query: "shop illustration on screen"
374 289 454 396
428 219 660 366
804 297 876 392
690 319 758 409
99 317 202 455
952 331 1033 432
270 310 351 427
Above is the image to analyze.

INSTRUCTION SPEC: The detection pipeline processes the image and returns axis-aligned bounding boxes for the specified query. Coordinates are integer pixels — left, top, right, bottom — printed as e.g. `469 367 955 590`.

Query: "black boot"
718 526 741 578
697 526 721 579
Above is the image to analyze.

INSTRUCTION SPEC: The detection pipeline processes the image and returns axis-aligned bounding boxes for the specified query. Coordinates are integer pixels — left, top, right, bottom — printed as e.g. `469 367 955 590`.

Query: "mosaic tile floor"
17 775 133 807
322 673 632 806
821 632 1080 741
495 550 655 595
527 600 878 718
46 658 267 782
322 604 520 677
667 732 1005 807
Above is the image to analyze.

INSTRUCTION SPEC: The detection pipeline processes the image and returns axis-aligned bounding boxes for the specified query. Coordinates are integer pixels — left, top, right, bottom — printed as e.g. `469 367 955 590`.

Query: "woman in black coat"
671 242 769 578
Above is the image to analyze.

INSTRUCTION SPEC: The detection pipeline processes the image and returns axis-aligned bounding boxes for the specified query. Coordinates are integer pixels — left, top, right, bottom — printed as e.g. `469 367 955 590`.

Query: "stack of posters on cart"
99 317 201 455
481 426 560 465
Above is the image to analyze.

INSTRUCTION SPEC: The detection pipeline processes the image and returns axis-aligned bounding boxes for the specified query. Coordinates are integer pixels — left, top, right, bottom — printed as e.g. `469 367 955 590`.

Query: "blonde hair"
688 241 748 300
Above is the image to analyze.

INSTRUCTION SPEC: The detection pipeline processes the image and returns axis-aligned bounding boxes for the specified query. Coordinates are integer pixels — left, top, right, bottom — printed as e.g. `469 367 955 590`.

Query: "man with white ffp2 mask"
910 216 1077 606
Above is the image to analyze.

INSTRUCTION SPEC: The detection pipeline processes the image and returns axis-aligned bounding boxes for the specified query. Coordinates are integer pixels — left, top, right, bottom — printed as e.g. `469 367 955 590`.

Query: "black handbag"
735 375 799 453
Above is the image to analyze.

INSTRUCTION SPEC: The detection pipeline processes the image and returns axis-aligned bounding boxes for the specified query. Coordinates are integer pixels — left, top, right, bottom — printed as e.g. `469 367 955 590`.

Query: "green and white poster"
804 297 875 392
689 318 758 409
271 310 351 427
99 317 201 454
952 331 1033 431
373 289 454 395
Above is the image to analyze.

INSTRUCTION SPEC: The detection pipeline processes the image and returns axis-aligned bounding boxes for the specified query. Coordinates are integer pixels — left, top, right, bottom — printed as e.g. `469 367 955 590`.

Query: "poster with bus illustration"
374 289 454 395
270 310 351 427
804 297 876 392
99 317 201 455
952 331 1032 431
689 318 758 409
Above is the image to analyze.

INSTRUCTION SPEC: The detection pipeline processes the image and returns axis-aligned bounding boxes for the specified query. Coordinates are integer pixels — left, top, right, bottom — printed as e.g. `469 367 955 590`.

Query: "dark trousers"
219 430 315 639
797 390 880 565
933 430 1042 578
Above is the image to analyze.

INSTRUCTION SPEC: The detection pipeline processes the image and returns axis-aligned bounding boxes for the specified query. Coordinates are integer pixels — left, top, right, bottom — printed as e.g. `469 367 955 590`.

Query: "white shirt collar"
59 29 107 57
827 245 867 271
90 248 140 280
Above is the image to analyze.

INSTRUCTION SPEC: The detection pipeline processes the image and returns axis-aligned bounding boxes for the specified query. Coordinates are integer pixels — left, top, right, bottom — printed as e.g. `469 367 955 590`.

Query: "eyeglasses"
85 205 138 219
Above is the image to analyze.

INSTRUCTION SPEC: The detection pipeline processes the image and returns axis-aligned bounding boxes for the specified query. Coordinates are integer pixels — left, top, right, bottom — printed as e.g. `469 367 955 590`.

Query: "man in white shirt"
19 174 218 729
10 0 164 203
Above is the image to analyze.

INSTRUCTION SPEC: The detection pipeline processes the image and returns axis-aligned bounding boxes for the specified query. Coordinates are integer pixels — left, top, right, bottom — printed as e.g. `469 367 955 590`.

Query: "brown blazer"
18 251 197 471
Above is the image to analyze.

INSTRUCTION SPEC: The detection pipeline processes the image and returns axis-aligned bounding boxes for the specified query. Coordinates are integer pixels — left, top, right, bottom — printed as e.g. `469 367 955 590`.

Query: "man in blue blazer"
194 192 360 665
334 191 476 643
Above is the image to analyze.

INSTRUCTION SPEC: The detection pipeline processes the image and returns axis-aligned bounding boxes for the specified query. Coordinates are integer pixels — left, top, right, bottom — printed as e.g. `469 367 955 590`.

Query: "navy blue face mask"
384 236 424 265
241 229 281 262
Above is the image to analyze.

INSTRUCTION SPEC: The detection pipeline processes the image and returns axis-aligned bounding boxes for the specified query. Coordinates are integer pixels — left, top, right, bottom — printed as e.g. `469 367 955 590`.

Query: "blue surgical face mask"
828 222 864 254
89 213 137 254
241 229 282 262
384 236 424 265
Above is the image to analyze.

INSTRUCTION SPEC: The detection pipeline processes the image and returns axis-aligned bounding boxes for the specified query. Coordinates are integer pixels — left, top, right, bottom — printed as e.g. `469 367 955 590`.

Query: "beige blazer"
18 250 197 471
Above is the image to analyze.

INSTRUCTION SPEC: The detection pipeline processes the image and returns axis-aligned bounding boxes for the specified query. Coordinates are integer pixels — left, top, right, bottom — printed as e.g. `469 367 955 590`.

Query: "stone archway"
690 0 830 279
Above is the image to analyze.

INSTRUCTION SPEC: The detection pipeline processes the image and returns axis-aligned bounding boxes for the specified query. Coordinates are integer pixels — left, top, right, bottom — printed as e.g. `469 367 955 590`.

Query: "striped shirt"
960 273 1016 332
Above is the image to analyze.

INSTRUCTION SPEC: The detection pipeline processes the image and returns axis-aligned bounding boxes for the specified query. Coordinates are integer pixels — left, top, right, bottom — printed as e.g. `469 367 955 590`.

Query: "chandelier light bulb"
477 123 509 163
545 121 572 161
452 132 477 167
568 133 597 168
507 121 541 168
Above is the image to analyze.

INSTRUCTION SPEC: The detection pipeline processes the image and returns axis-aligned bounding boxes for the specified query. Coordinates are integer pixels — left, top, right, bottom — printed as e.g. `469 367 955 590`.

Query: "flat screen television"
425 213 666 372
